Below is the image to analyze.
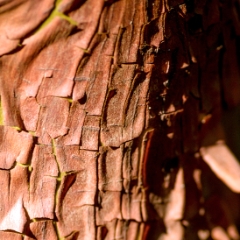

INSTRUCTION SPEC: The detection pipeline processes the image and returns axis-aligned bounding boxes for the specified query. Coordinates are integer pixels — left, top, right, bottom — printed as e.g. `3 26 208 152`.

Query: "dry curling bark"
0 0 240 239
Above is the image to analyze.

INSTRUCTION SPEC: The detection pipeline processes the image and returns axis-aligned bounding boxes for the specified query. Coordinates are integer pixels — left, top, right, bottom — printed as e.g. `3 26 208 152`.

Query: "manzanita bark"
0 0 240 239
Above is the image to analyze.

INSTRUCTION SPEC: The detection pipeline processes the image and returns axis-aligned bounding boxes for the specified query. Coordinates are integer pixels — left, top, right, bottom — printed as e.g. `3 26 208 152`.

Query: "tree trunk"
0 0 240 239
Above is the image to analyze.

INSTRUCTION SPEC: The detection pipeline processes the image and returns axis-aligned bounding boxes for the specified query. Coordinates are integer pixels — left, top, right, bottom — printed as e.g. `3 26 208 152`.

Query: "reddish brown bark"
0 0 240 239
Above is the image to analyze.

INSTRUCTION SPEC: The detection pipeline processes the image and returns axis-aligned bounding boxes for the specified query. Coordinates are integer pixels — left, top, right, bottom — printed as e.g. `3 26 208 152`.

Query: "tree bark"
0 0 240 239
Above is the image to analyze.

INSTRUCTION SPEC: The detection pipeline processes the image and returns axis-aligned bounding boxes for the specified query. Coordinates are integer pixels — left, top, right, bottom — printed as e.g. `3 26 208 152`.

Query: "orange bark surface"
0 0 240 239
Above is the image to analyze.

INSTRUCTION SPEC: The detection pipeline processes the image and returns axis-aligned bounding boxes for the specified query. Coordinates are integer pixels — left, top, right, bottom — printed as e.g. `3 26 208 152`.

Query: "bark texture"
0 0 240 239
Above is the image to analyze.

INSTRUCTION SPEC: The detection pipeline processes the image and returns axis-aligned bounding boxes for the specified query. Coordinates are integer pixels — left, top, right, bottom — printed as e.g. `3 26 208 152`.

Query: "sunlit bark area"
0 0 240 239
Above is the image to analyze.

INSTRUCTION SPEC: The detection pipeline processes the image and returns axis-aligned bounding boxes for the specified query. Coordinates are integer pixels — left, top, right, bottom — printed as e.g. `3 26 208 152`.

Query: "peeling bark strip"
0 0 240 239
